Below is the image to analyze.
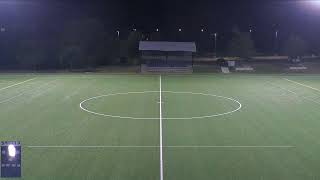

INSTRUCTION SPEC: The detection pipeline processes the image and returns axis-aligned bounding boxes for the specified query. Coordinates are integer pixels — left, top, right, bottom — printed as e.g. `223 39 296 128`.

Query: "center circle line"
79 91 242 120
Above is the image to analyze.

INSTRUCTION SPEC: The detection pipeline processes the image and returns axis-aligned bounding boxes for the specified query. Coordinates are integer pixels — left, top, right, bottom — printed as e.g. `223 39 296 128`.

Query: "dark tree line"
0 18 143 70
0 19 313 70
224 26 309 59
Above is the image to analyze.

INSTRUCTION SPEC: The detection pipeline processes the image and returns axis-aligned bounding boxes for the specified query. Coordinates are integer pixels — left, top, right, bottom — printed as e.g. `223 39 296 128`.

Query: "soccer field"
1 73 320 180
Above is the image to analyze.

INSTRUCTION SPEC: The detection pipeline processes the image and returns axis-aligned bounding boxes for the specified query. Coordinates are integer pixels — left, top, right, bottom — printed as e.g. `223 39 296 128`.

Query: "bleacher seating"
146 60 190 68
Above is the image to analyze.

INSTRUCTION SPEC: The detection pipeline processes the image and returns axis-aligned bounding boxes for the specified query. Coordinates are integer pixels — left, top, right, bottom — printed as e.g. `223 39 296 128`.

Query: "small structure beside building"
139 41 196 73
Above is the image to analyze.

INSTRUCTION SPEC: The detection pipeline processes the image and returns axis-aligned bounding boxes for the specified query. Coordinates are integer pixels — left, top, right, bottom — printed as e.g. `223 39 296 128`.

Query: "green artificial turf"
0 73 320 180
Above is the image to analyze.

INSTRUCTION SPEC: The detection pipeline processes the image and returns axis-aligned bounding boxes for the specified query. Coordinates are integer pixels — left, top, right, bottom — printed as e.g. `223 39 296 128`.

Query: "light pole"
116 30 120 39
249 29 253 41
275 30 279 55
214 33 217 57
177 28 182 41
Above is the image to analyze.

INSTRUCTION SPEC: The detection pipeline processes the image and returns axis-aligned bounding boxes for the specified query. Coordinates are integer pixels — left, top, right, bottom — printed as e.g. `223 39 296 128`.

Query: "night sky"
0 0 320 52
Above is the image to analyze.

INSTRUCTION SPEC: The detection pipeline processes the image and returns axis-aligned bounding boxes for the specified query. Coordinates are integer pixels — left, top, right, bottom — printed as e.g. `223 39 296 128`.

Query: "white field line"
0 78 36 91
0 93 25 104
27 145 295 148
0 80 57 104
79 91 242 120
159 75 164 180
268 82 320 105
283 78 320 93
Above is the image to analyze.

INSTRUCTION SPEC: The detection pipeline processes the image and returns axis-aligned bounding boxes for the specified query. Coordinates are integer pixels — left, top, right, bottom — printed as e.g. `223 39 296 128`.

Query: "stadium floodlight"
296 0 320 10
309 0 320 5
8 144 16 157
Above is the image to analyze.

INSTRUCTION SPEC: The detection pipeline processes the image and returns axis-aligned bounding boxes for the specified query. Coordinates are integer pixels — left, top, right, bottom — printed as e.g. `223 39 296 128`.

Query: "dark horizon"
0 0 319 70
1 0 320 49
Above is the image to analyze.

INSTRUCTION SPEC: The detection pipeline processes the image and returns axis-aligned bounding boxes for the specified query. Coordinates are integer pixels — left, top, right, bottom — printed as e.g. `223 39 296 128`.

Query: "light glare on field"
8 144 16 157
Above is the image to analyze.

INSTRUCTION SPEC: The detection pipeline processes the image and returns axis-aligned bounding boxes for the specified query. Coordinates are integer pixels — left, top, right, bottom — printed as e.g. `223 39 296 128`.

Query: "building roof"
139 41 197 52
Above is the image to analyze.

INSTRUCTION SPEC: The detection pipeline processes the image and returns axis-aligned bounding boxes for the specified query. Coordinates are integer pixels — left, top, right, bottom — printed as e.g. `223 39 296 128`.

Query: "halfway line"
159 75 164 180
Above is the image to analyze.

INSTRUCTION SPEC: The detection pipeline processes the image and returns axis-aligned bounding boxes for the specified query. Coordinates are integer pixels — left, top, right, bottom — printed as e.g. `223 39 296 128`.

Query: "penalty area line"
0 78 36 92
268 81 320 105
0 79 57 105
283 78 320 93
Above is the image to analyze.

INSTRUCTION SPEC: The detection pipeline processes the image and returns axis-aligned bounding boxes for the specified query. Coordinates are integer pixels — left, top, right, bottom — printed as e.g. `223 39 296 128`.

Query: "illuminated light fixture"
8 144 16 157
301 0 320 8
201 29 204 32
178 28 182 32
156 28 159 32
310 0 320 5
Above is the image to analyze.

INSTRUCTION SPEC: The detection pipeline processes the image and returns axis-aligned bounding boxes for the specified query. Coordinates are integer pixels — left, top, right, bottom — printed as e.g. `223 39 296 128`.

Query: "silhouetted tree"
283 34 308 58
59 18 108 69
16 39 47 70
127 31 142 59
59 45 82 69
227 27 256 58
150 32 161 41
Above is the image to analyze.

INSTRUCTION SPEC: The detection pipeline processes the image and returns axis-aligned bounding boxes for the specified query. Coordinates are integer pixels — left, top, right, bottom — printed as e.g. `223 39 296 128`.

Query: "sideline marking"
283 78 320 93
27 145 295 149
159 75 164 180
0 78 36 91
79 91 242 120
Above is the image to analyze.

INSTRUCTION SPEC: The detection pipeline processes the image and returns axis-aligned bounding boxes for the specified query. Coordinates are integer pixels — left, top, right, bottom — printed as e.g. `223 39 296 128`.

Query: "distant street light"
178 28 182 32
133 28 137 32
201 29 204 32
249 29 252 33
156 28 159 32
